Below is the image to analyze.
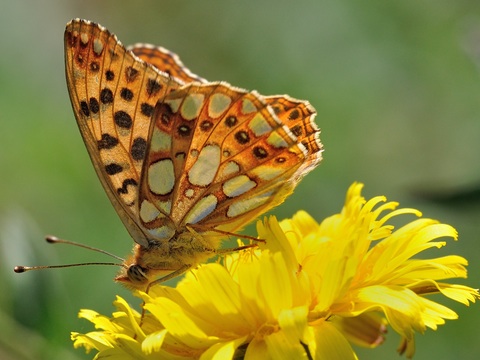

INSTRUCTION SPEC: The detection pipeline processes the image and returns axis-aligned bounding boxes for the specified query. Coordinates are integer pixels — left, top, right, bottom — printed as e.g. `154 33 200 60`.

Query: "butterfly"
64 18 323 290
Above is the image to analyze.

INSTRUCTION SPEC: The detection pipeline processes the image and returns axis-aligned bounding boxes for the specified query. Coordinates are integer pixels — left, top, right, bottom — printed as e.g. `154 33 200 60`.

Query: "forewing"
64 19 182 246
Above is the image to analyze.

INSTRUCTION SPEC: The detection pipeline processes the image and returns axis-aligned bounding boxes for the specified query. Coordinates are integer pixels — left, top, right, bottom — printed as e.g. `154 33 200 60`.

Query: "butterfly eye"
127 264 149 284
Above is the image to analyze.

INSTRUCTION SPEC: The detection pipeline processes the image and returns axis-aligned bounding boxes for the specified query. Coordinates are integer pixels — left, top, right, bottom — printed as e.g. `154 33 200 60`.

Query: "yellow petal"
277 306 311 347
264 330 310 359
71 331 112 352
146 297 220 349
312 321 358 360
199 336 248 360
258 251 293 317
244 338 270 360
113 296 146 340
141 330 167 355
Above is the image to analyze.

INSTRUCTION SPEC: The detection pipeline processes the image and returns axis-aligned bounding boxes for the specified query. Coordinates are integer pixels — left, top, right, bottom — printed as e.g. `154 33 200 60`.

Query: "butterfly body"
64 19 322 289
117 231 214 288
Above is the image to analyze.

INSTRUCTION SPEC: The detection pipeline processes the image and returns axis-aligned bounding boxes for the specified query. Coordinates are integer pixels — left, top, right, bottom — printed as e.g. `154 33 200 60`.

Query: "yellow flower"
72 183 479 359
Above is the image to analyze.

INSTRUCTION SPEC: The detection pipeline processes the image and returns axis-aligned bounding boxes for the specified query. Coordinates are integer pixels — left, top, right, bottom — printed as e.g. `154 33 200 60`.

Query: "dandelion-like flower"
72 183 479 359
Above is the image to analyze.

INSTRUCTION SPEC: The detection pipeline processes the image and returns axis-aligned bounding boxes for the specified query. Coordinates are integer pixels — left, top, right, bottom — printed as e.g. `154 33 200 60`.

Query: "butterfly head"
113 243 194 290
115 263 150 290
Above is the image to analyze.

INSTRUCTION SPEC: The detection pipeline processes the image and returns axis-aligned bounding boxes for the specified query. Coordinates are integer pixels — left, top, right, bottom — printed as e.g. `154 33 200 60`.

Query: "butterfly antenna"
44 235 125 261
13 235 126 273
14 262 124 273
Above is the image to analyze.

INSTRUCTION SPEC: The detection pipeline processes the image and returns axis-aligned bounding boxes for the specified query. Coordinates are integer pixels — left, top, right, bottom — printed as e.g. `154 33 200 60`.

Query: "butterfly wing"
265 95 322 173
64 19 183 247
137 82 323 243
129 44 320 174
129 44 207 84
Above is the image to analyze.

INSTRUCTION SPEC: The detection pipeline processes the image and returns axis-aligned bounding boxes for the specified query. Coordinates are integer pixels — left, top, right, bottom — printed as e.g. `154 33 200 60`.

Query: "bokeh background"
1 1 479 359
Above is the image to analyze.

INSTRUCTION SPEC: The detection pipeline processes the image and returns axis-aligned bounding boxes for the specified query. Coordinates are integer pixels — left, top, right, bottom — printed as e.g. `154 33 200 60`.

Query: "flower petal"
312 321 358 360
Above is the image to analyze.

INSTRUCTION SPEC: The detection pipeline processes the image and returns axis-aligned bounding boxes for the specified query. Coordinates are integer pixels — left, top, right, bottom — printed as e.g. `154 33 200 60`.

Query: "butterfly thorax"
115 229 216 289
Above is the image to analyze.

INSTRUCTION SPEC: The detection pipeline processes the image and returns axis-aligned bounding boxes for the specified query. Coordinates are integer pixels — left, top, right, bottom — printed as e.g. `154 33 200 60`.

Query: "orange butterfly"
18 19 322 290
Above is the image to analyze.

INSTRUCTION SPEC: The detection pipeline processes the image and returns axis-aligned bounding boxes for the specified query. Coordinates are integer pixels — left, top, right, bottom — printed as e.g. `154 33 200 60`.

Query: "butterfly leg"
146 264 192 293
216 244 258 254
187 224 266 244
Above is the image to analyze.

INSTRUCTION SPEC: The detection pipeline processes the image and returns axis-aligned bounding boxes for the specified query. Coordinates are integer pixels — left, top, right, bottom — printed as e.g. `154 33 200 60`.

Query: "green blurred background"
1 0 479 359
